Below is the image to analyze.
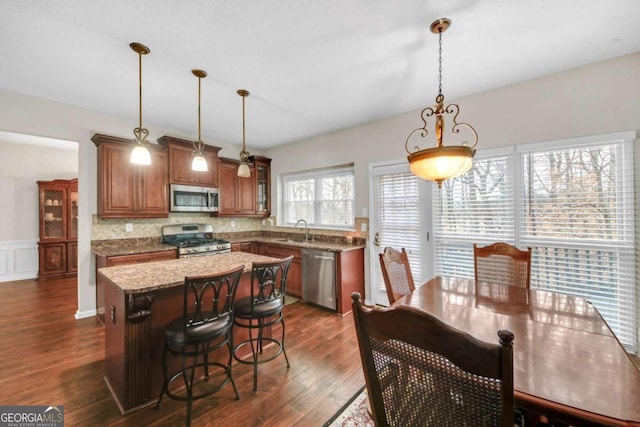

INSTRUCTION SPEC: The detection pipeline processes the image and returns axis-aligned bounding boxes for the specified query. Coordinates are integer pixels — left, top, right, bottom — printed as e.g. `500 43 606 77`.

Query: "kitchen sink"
276 238 313 244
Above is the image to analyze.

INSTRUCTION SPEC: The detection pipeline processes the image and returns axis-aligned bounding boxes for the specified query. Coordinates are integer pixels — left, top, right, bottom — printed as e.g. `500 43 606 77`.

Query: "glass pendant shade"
131 144 151 165
408 145 474 187
237 162 250 178
191 154 208 171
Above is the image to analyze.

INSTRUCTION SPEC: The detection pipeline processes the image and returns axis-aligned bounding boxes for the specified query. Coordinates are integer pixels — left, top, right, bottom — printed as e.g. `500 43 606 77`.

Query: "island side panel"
102 274 127 413
335 248 365 315
103 268 264 413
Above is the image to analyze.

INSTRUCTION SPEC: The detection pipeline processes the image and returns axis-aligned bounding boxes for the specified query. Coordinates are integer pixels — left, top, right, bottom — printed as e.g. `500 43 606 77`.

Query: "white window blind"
520 138 636 349
434 153 515 278
375 172 422 284
433 133 636 350
282 165 355 229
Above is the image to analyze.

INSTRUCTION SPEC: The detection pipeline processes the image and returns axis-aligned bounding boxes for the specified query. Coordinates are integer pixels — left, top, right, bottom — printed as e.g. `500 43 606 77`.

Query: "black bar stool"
156 265 244 427
233 256 293 391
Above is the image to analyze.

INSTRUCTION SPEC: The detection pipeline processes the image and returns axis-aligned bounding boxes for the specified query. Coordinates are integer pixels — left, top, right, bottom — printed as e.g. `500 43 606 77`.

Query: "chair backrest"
351 292 514 427
183 265 244 332
250 255 294 309
379 247 415 305
473 242 532 289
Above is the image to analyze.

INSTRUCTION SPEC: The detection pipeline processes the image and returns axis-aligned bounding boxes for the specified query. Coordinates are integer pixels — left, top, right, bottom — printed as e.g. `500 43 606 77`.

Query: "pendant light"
405 18 478 187
129 42 152 165
191 69 208 172
237 89 251 178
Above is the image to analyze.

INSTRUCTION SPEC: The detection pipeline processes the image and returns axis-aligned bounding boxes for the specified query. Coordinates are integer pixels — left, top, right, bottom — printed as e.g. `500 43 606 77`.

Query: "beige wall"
266 53 640 218
0 52 638 319
0 142 77 240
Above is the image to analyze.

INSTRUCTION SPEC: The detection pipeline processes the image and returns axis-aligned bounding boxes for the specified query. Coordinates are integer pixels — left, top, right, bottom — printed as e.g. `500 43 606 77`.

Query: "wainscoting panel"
0 240 38 282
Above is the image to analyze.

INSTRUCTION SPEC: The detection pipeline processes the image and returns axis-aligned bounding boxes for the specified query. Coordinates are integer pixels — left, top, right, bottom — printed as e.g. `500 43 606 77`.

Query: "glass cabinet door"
42 188 65 239
68 188 78 239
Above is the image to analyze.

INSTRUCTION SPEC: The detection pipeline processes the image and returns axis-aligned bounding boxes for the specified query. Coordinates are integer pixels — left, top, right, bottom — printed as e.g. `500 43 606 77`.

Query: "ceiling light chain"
130 42 152 165
237 89 251 178
191 69 208 172
405 18 478 188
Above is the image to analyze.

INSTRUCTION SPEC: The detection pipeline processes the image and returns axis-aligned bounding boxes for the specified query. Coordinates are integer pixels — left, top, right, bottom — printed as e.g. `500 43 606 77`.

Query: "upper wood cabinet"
218 157 256 217
92 134 169 218
157 136 221 187
252 155 271 216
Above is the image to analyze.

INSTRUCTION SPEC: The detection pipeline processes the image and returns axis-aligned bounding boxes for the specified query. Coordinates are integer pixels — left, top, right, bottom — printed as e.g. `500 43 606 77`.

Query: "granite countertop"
98 251 279 294
92 238 176 257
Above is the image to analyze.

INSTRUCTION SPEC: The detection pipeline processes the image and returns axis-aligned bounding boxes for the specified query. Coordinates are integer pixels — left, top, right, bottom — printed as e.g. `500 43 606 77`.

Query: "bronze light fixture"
237 89 251 178
191 69 208 172
405 18 478 187
129 42 152 165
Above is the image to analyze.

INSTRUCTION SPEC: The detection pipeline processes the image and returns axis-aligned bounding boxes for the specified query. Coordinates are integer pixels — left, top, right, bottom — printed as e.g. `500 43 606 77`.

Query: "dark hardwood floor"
0 277 364 426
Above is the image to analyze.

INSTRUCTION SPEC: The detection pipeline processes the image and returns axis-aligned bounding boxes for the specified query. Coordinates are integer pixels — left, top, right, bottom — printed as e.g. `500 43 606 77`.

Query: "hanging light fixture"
191 69 208 172
405 18 478 187
129 42 152 165
237 89 251 178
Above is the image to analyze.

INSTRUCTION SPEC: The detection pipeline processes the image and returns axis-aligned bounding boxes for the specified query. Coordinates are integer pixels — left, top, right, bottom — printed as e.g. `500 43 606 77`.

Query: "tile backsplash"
91 214 368 241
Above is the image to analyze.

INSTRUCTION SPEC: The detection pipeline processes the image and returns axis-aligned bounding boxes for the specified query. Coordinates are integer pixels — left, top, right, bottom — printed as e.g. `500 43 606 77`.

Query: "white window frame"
281 164 355 230
432 131 636 351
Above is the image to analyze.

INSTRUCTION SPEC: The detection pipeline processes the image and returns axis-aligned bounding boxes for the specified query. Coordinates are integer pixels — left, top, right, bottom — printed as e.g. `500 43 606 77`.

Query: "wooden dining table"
394 276 640 427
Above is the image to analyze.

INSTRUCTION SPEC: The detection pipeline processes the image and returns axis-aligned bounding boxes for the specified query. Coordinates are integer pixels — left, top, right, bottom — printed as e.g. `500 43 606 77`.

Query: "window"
282 165 355 229
433 132 636 350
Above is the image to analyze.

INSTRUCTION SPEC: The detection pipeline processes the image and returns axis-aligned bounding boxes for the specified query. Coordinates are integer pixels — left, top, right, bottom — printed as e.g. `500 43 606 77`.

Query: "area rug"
323 386 374 427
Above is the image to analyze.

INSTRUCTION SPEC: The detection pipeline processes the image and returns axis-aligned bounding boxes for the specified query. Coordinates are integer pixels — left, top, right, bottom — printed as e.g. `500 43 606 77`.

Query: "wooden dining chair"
351 292 515 427
473 242 532 289
378 247 415 305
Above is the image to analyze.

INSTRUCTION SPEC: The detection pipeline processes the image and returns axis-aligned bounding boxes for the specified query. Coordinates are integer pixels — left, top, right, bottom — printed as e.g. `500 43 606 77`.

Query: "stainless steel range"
161 223 231 258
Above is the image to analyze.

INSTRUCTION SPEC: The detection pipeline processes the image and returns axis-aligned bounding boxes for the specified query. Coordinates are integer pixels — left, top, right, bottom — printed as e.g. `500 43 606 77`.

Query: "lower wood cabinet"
38 242 67 279
261 243 302 298
230 242 258 254
95 250 177 323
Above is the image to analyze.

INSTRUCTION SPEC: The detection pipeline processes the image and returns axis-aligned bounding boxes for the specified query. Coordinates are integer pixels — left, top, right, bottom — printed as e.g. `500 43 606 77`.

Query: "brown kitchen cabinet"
251 155 271 216
157 136 221 187
92 134 169 219
261 243 302 298
218 156 270 218
218 157 255 216
37 178 78 280
95 249 177 323
231 242 257 253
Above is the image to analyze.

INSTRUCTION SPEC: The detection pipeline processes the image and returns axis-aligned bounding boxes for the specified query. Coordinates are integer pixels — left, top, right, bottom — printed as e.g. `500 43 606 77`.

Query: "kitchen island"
97 251 281 414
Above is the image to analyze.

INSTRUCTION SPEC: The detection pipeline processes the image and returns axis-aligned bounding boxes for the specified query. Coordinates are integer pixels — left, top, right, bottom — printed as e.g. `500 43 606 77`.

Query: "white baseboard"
75 308 97 319
0 240 38 283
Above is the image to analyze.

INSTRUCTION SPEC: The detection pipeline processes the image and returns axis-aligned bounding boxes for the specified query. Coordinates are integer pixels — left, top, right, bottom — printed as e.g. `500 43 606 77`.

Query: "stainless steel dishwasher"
302 249 336 310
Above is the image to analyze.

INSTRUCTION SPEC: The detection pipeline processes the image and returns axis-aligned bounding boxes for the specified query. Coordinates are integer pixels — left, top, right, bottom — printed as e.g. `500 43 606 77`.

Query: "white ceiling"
1 1 639 150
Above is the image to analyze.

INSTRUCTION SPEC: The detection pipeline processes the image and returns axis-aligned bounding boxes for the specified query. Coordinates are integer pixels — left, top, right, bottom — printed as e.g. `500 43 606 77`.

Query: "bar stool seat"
156 265 244 427
233 256 293 391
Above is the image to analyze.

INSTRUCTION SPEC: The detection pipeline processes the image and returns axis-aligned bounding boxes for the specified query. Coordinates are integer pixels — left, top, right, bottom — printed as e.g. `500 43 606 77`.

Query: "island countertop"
98 251 280 294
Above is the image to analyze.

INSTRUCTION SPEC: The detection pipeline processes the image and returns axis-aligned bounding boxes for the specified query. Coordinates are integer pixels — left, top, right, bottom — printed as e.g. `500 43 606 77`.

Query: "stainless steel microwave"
170 184 219 213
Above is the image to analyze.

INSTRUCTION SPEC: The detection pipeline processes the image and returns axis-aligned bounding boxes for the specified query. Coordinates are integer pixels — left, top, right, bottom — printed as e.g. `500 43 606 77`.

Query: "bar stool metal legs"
232 256 293 391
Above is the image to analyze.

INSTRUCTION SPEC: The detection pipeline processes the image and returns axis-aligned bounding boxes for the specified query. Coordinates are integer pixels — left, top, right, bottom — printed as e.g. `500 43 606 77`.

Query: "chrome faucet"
295 219 311 241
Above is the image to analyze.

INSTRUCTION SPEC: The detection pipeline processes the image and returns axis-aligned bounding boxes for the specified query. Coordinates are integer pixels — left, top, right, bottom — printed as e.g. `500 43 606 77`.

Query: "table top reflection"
395 276 640 426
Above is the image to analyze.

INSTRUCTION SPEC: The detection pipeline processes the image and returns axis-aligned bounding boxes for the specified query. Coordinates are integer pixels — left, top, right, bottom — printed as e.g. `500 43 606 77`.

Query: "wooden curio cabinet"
92 134 169 219
157 136 221 187
37 178 78 280
217 156 270 218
